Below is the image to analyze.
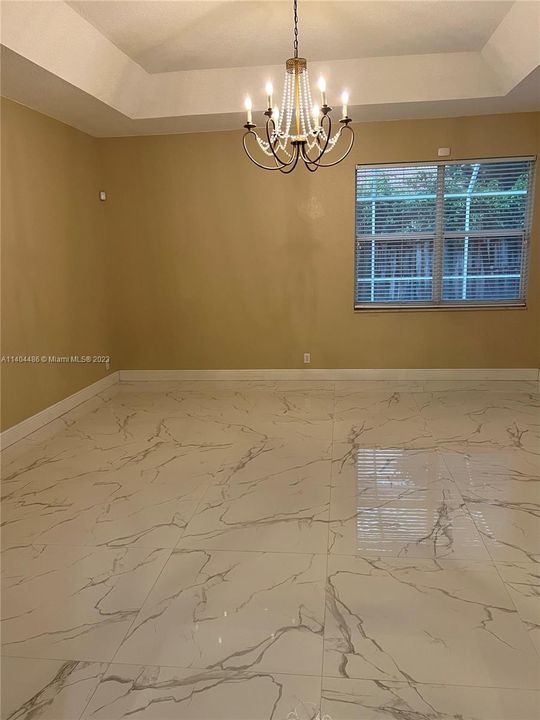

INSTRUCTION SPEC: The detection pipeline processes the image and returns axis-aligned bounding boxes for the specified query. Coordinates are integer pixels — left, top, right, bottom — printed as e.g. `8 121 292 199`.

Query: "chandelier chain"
293 0 299 58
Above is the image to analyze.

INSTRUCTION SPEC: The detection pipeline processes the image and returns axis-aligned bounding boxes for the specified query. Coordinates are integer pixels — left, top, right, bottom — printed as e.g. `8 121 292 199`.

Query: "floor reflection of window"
355 448 449 548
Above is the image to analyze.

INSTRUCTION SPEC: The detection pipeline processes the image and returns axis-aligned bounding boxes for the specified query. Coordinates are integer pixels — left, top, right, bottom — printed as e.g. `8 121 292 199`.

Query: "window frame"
353 156 536 312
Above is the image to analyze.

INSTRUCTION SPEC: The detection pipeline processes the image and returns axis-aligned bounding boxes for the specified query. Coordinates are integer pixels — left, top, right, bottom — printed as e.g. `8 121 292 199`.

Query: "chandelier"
242 0 354 173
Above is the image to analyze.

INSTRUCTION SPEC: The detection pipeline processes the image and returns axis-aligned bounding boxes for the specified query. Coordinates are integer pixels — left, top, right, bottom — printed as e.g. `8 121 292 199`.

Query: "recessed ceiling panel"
68 0 513 73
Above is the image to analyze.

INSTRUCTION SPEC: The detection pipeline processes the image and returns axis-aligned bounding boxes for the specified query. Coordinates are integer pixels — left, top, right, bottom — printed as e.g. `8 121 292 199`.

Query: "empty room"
1 1 539 718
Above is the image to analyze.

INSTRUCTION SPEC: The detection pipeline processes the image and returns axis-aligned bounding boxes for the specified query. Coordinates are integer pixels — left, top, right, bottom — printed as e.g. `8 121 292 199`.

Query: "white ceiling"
1 0 539 137
67 1 513 72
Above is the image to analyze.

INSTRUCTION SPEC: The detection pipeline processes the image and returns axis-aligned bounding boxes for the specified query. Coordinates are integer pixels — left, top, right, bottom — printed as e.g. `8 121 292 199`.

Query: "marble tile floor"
1 379 539 719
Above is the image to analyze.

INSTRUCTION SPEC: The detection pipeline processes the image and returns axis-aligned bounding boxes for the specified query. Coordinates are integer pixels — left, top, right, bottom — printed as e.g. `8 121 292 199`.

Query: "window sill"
353 303 527 313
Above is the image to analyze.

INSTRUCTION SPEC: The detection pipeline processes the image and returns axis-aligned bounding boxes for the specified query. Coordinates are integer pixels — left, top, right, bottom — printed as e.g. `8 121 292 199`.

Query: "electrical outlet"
303 353 311 364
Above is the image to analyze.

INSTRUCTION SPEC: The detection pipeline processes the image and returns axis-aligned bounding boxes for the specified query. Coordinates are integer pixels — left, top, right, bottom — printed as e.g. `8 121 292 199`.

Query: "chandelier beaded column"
242 0 354 173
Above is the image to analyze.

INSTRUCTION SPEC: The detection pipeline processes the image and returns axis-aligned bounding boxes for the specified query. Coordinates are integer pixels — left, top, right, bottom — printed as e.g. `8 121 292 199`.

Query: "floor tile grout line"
0 653 328 684
70 389 338 716
440 451 516 564
76 661 112 720
172 467 222 551
5 541 437 557
490 558 540 658
320 675 540 692
319 381 337 694
4 653 540 695
319 551 516 564
72 538 179 717
7 542 524 563
430 419 501 572
437 438 539 655
103 546 176 667
2 544 517 564
460 491 537 565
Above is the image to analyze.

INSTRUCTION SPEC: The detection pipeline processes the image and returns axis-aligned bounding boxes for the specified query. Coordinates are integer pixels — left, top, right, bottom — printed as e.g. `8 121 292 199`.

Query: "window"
354 157 536 309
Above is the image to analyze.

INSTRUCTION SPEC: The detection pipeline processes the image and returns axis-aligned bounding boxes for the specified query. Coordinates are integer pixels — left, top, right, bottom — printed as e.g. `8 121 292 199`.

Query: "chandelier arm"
299 142 322 172
303 112 332 164
277 143 301 174
303 124 355 168
299 142 310 162
264 117 297 167
242 130 289 171
300 147 320 172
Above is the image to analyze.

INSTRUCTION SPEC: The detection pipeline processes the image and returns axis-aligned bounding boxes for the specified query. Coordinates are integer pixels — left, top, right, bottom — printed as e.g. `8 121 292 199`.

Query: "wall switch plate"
438 147 451 157
99 191 107 201
303 353 311 364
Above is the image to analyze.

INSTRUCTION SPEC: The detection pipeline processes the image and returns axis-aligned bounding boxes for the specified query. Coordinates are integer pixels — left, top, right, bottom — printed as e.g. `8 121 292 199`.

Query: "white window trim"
354 156 536 311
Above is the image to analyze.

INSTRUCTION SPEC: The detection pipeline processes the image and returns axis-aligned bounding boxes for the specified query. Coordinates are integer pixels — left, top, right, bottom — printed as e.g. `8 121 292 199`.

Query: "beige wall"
100 111 540 372
2 104 539 430
1 99 113 430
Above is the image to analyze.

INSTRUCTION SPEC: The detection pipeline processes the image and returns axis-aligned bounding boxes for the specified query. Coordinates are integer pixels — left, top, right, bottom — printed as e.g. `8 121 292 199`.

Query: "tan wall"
1 99 113 430
2 105 539 430
100 111 540 372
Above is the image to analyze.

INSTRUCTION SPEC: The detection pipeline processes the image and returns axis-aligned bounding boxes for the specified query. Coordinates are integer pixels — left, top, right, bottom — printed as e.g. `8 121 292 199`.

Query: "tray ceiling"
1 0 539 137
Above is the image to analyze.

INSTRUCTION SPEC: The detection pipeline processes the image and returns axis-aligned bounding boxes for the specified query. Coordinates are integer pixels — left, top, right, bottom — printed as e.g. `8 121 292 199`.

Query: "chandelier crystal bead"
242 0 354 173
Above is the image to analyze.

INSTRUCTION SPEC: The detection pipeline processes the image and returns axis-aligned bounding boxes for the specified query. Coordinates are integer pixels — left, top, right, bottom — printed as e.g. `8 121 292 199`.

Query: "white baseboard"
1 372 119 449
3 367 538 450
119 368 540 382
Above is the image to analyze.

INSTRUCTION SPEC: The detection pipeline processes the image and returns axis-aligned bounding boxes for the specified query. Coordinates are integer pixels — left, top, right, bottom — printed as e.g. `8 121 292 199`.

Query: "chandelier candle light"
242 0 354 173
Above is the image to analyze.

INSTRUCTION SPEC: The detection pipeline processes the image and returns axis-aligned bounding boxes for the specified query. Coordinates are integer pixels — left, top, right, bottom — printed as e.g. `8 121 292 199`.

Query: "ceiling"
67 1 513 72
1 0 539 137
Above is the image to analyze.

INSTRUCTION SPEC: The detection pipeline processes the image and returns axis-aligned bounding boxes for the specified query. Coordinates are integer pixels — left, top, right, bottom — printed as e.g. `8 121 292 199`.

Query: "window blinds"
355 157 535 308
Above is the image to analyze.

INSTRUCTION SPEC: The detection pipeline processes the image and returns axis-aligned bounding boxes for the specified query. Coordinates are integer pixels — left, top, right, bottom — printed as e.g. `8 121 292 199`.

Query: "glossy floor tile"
1 379 539 718
328 449 491 559
415 389 540 453
113 549 326 674
324 554 538 688
333 389 434 450
443 449 540 563
81 664 322 719
1 462 211 550
1 657 107 720
320 677 540 719
496 562 540 653
178 451 331 553
1 544 171 662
